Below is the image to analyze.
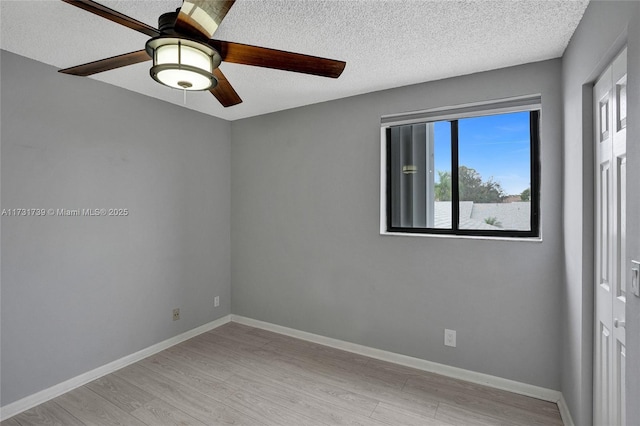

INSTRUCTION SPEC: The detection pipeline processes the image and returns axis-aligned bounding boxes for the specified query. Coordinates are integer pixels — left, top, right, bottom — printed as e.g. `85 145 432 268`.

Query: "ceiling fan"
58 0 347 107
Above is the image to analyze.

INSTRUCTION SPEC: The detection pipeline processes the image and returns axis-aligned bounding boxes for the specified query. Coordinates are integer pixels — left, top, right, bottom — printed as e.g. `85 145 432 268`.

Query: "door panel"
617 342 626 426
595 323 611 422
599 161 610 290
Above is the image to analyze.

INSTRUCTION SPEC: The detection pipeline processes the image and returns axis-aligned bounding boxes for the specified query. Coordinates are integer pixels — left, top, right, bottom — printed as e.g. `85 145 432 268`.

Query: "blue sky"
433 111 531 196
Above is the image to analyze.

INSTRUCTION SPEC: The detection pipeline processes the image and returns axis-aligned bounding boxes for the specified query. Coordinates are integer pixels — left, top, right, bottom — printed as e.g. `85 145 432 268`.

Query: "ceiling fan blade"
175 0 235 40
61 0 160 37
210 68 242 107
209 40 346 79
59 50 151 76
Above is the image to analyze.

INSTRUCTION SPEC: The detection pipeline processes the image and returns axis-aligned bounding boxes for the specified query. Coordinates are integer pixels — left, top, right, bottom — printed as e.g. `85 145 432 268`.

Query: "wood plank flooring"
2 322 564 425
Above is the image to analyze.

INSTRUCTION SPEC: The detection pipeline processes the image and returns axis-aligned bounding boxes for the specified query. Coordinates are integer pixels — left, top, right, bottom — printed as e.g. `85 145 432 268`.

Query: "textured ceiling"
1 0 589 121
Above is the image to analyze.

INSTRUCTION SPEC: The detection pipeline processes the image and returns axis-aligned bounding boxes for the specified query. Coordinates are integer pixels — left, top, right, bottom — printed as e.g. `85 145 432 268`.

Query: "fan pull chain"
183 89 187 105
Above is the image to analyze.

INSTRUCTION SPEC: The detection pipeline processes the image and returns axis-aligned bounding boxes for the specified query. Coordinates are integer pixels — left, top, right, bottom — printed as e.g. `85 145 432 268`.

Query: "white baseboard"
0 315 231 421
231 315 563 404
557 394 575 426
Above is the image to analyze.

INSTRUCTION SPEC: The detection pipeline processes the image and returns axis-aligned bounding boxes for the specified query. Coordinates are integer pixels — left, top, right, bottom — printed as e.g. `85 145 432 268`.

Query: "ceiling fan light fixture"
145 36 221 91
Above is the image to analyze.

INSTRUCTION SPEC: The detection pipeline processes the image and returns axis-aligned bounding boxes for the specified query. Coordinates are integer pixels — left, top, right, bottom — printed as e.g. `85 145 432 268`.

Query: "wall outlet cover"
444 329 456 347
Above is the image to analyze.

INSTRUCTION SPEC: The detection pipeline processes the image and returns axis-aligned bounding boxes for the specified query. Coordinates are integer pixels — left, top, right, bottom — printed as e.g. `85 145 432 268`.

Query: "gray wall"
560 2 640 425
0 51 231 406
231 60 564 389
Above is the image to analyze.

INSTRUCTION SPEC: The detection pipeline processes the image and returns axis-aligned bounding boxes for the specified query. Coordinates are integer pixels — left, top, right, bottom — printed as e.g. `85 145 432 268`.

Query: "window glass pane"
389 121 451 229
457 111 531 231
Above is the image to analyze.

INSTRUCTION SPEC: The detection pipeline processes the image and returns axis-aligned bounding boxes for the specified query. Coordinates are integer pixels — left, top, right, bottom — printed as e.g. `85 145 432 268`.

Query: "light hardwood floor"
2 322 564 425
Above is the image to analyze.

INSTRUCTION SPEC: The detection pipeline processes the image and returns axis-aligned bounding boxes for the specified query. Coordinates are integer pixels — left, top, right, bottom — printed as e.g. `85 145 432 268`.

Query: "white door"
594 47 627 426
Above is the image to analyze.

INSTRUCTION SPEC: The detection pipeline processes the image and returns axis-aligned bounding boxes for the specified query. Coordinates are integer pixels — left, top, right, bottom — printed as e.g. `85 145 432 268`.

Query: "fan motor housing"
158 9 180 35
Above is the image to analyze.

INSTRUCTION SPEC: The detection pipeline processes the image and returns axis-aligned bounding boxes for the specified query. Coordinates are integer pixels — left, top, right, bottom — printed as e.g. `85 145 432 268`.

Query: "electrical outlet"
214 296 220 307
173 308 180 321
444 329 456 347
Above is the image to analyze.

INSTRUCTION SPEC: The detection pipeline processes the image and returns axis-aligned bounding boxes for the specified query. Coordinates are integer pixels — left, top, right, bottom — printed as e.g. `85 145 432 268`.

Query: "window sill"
380 230 543 243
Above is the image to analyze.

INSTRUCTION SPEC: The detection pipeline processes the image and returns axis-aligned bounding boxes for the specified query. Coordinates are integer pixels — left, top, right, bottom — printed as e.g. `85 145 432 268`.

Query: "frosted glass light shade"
156 44 212 71
146 36 221 91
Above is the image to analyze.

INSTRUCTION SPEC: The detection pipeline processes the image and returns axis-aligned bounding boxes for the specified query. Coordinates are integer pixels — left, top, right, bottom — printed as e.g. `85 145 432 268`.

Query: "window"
381 97 540 238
